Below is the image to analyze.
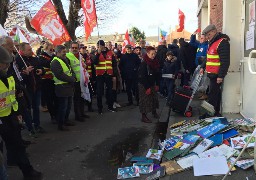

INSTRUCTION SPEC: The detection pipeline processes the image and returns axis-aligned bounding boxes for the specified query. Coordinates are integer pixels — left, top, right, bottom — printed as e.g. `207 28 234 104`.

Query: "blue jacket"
190 34 208 66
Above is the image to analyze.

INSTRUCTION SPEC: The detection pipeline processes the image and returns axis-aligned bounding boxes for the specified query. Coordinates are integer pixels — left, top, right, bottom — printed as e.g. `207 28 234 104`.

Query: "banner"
177 9 185 32
14 27 29 43
159 28 167 42
30 0 71 45
81 0 97 40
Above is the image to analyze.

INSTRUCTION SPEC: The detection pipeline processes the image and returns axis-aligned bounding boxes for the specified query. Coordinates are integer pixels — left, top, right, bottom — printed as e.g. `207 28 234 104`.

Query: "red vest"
206 38 223 74
95 51 113 76
40 55 53 79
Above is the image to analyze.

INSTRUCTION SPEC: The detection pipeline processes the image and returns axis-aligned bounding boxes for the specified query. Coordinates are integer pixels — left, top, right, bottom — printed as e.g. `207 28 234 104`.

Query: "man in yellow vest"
66 42 90 122
51 45 76 130
200 24 230 119
0 46 42 178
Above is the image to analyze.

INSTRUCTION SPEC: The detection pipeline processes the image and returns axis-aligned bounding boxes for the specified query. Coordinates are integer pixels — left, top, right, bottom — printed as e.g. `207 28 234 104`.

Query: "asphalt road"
7 93 167 180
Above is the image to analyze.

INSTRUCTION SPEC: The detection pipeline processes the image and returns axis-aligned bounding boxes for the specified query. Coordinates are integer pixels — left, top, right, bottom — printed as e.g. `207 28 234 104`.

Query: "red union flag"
30 0 71 45
81 0 97 40
122 30 131 54
177 9 185 32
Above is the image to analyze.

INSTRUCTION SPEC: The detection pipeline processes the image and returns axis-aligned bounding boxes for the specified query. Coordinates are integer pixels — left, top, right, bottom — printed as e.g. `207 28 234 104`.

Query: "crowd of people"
0 24 230 179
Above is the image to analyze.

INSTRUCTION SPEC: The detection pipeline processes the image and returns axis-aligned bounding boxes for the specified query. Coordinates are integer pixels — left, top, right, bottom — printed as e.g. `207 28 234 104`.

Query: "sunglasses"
50 49 54 52
72 47 78 49
80 47 87 49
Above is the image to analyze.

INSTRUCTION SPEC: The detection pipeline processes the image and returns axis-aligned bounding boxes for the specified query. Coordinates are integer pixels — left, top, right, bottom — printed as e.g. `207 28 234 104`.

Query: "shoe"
75 118 85 122
214 112 222 117
98 109 103 115
113 104 117 109
126 102 133 106
29 130 38 138
199 94 208 100
88 106 94 112
58 126 69 131
108 107 116 112
22 139 31 146
141 114 152 123
199 113 212 120
23 169 42 179
35 126 45 133
81 114 90 118
114 102 121 108
51 117 57 124
7 161 17 167
64 121 76 125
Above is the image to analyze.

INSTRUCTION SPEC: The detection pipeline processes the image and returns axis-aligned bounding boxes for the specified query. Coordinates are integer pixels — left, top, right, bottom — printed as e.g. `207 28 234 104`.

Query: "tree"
130 27 146 42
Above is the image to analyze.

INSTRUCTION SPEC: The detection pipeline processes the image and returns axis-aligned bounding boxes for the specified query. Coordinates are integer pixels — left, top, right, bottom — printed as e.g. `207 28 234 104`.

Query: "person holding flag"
66 42 90 122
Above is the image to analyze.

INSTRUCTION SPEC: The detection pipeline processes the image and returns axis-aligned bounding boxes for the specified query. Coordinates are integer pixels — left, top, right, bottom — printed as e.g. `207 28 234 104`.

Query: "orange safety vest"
86 56 93 77
95 51 113 76
40 55 53 79
206 38 223 74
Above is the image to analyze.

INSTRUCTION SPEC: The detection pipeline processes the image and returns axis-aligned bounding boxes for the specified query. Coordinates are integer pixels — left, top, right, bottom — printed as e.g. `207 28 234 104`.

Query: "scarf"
143 53 160 70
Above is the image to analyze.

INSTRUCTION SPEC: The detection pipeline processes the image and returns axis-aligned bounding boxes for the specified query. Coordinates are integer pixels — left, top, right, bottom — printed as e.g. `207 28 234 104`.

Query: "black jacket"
201 33 230 78
179 42 197 72
168 43 181 70
138 61 160 89
156 45 168 69
119 53 141 79
15 55 44 92
39 51 54 69
162 57 179 76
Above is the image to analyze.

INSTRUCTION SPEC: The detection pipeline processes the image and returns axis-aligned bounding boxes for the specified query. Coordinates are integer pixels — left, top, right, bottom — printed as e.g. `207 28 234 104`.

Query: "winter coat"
162 57 179 76
119 53 141 79
189 34 208 65
15 55 45 92
201 33 230 79
156 45 168 69
50 57 76 97
138 61 161 89
168 43 181 70
179 41 197 72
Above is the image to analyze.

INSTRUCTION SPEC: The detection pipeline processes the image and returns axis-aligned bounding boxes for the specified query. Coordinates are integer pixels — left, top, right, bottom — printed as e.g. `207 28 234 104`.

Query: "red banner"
177 9 185 32
81 0 97 40
30 0 71 45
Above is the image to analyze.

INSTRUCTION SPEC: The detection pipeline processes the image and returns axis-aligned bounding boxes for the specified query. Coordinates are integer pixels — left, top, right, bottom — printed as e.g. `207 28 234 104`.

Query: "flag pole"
158 27 159 44
14 46 28 68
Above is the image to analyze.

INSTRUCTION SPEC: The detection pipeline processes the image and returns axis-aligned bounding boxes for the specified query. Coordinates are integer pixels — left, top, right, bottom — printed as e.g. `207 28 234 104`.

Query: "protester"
138 46 160 123
133 46 143 61
0 46 42 178
39 42 57 124
16 42 45 134
51 45 76 130
36 40 45 56
0 152 7 180
199 24 230 119
178 38 197 86
93 40 117 114
120 44 141 106
190 31 209 100
162 51 179 105
139 39 147 56
66 42 90 122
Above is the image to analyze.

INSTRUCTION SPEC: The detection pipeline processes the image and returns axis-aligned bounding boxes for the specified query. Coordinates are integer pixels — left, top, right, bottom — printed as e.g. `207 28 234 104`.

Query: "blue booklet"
117 166 140 179
182 135 200 144
222 129 239 140
197 122 227 138
209 134 223 147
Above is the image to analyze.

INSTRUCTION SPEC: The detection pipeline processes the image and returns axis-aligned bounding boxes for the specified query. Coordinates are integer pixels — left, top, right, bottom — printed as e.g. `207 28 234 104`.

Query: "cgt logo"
0 98 6 108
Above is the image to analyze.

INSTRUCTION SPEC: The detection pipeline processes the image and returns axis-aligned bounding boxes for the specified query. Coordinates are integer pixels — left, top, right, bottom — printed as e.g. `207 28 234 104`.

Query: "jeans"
24 90 41 130
0 165 7 180
56 96 72 126
165 79 175 103
96 74 113 109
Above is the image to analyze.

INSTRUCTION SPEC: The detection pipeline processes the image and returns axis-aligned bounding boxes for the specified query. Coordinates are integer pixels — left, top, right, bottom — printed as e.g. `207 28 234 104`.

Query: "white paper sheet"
193 156 229 176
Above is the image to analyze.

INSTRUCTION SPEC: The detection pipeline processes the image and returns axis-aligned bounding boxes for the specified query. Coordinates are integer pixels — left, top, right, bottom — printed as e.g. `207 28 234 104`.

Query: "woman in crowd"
138 46 161 123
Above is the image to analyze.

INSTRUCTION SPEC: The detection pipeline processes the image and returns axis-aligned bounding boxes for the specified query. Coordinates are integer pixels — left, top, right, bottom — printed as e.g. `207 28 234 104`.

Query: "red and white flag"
81 0 97 40
177 9 185 32
122 30 131 53
30 0 71 45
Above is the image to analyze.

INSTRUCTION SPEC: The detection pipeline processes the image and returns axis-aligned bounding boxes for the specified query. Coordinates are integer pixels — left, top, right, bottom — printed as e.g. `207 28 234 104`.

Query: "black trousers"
208 77 222 114
74 82 85 119
0 115 33 176
96 74 113 109
41 79 57 118
125 78 139 103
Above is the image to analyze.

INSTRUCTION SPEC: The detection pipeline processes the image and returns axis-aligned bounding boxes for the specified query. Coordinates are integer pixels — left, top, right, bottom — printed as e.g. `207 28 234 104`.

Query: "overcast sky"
89 0 198 36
